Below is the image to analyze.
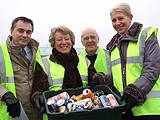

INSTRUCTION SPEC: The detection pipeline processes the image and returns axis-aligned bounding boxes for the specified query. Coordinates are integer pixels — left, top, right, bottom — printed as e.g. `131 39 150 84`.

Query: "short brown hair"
49 25 75 48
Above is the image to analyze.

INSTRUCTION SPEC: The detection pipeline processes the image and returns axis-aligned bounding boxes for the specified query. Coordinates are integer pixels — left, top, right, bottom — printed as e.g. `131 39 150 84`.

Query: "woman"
107 2 160 120
31 26 88 119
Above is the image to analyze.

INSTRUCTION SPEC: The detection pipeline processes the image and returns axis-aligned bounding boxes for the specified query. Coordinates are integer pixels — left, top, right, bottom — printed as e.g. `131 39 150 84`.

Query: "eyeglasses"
82 35 97 41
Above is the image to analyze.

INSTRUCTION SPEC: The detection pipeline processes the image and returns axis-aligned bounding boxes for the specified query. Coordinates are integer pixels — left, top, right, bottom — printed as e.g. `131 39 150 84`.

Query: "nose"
115 20 121 26
88 37 92 42
22 31 27 37
61 38 67 44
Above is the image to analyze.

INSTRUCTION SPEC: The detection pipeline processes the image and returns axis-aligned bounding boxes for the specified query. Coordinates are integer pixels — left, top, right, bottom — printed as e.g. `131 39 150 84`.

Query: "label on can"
106 94 119 108
56 99 67 107
99 95 111 108
47 92 70 105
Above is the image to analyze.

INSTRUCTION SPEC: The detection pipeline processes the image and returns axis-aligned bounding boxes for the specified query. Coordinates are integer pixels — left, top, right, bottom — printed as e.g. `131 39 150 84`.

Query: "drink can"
99 95 111 108
47 92 70 105
54 92 70 101
59 106 67 113
94 90 104 97
56 99 67 107
47 97 56 105
93 95 100 105
75 98 92 109
75 94 84 101
49 104 58 113
106 94 119 108
75 105 84 111
83 89 96 101
83 100 93 110
67 103 76 112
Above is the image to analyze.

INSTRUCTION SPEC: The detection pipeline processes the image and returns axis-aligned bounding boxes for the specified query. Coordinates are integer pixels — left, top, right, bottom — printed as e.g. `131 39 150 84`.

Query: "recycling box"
43 85 125 120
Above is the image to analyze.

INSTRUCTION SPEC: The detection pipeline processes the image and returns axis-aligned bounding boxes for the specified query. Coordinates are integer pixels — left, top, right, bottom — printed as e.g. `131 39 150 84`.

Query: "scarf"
86 54 97 86
50 48 83 89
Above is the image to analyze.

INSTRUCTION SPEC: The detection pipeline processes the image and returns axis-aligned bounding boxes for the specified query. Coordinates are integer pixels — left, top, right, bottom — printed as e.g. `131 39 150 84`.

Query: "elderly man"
79 27 108 86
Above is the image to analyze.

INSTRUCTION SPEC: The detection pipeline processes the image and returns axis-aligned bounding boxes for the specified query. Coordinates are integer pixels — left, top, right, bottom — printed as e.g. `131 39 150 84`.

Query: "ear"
10 29 13 34
97 36 99 43
81 40 85 46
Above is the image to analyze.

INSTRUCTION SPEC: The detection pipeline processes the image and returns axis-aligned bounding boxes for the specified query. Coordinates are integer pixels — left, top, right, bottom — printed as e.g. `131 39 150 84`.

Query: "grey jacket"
107 22 160 103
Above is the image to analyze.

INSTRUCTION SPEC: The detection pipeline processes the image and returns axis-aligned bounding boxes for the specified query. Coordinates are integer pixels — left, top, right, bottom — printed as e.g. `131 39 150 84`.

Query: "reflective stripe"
42 57 87 87
106 50 112 74
111 58 121 66
42 57 53 86
139 27 151 65
48 75 88 86
48 78 63 86
84 57 90 66
147 91 160 98
42 57 50 76
0 46 14 83
81 75 88 81
0 48 6 82
111 27 151 67
121 91 160 98
111 56 143 66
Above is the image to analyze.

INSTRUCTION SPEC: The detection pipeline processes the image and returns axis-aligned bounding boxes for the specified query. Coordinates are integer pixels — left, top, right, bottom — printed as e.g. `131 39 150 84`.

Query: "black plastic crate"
43 85 125 120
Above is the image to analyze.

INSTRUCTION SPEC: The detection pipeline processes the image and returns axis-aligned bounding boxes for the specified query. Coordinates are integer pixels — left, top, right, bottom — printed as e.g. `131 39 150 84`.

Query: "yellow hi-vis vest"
0 42 41 120
39 55 88 91
79 47 108 74
37 55 88 120
111 26 160 116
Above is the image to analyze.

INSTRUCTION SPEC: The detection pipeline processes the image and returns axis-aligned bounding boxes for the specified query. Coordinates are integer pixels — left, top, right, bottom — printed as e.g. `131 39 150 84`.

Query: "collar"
85 47 98 56
107 22 143 51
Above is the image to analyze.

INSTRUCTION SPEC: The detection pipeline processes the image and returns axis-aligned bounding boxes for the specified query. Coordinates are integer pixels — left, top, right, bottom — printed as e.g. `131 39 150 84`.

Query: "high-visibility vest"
37 55 88 120
0 42 41 120
39 55 88 91
110 26 160 116
79 47 108 74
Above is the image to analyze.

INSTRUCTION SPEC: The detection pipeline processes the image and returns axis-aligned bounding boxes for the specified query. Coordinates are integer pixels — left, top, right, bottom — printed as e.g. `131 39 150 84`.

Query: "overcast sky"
0 0 160 48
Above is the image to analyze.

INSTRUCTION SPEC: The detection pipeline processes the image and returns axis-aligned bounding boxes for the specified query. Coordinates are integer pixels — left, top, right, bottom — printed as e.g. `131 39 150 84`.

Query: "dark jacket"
107 22 160 119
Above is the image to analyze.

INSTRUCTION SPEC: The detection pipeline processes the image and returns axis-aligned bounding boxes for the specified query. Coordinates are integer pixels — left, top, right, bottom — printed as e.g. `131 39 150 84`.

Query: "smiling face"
81 28 99 55
54 32 72 54
111 11 132 34
10 20 33 48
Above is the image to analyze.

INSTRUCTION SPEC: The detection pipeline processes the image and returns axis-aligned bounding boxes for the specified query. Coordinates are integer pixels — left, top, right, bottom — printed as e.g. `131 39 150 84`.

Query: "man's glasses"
82 35 97 41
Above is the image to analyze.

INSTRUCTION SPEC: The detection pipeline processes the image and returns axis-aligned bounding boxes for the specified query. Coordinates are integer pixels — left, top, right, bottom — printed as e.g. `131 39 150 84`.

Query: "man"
0 17 42 120
79 27 108 86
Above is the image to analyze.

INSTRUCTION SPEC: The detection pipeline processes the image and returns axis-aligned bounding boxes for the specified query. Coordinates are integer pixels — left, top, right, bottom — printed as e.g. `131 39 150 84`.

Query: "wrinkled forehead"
81 29 98 37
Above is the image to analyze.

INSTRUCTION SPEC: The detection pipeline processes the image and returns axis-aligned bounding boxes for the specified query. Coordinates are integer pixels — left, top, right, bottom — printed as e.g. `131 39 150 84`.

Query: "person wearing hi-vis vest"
106 2 160 120
31 25 89 120
79 27 108 87
0 17 42 120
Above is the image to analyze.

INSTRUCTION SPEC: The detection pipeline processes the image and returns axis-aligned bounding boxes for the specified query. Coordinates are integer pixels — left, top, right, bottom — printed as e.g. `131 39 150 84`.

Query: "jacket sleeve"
134 33 160 95
31 62 49 96
0 86 8 100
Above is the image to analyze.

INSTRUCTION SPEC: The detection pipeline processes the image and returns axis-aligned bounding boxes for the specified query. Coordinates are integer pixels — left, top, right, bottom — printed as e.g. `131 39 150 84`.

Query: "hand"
2 92 21 118
33 93 46 113
92 72 106 86
121 92 137 111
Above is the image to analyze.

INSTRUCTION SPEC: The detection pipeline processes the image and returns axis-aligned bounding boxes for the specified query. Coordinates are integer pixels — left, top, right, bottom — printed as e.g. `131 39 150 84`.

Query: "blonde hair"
110 2 133 19
49 25 75 48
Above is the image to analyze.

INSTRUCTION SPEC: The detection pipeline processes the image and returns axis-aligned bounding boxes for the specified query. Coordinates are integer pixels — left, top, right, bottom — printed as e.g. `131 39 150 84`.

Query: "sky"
0 0 160 49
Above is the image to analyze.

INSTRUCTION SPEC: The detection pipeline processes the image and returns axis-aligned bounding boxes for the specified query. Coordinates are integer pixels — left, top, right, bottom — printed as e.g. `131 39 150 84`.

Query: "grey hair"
49 25 75 48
